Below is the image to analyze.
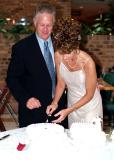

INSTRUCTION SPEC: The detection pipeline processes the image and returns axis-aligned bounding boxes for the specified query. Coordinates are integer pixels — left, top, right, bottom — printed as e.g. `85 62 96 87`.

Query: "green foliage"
91 14 113 35
8 25 33 34
0 18 7 25
0 18 33 41
81 23 92 35
91 1 114 35
0 18 8 33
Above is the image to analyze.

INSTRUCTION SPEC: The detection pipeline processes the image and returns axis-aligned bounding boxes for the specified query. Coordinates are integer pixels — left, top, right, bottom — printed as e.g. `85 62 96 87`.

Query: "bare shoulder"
55 51 62 64
78 50 96 71
55 51 61 58
79 50 94 64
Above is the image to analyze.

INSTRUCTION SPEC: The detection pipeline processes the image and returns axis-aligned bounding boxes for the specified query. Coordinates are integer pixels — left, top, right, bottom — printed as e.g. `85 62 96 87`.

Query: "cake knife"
46 114 52 123
0 134 10 140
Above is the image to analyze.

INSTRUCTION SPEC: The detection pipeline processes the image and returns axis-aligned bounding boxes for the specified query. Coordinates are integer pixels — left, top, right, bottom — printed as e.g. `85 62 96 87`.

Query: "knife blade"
0 134 10 140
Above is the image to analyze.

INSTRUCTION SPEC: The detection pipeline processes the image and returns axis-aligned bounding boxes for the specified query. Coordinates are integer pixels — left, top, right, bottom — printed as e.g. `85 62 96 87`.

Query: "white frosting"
26 123 74 160
110 130 114 141
1 123 114 160
70 119 106 147
26 123 65 141
25 120 106 160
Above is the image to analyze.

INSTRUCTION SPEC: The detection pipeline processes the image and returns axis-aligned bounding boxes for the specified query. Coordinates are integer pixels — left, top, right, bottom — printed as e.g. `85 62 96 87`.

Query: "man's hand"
26 97 41 109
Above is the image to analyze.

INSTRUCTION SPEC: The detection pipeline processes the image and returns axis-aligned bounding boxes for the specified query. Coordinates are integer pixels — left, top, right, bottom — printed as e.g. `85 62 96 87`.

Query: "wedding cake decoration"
109 130 114 142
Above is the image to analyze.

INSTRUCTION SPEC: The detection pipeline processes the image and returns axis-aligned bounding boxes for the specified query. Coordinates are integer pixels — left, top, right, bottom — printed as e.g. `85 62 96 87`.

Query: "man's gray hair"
34 2 56 23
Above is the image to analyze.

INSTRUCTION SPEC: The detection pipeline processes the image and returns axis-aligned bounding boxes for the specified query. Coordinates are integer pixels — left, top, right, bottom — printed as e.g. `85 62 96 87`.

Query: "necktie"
44 41 55 96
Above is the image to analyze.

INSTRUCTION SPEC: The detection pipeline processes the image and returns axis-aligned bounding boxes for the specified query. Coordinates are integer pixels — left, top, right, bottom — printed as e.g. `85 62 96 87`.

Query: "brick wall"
85 35 114 72
0 0 71 22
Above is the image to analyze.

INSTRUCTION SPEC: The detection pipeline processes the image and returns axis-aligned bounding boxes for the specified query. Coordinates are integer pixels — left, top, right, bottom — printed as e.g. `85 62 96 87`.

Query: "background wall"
85 35 114 72
0 0 71 22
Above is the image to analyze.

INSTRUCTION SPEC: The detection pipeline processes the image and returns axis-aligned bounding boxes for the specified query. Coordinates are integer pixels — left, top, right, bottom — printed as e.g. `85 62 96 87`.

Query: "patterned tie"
44 41 55 96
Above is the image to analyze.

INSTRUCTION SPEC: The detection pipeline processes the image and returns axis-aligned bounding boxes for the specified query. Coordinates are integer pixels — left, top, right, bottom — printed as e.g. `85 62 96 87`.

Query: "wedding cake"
70 118 106 147
25 119 106 160
26 122 65 140
26 123 74 160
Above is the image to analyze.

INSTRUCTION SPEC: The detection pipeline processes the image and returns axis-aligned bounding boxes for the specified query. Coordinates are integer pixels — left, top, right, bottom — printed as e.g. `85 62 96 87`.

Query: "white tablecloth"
0 127 114 160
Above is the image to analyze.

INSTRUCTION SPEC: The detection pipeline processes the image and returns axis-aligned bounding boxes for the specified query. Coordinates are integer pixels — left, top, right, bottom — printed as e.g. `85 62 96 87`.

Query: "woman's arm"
46 51 66 115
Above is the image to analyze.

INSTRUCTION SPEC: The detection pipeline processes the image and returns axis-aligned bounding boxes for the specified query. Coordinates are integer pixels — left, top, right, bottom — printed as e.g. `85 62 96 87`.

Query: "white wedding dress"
60 62 103 128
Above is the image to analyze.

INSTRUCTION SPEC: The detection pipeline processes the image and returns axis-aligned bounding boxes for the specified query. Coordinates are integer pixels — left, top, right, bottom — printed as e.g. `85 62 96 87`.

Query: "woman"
46 18 103 127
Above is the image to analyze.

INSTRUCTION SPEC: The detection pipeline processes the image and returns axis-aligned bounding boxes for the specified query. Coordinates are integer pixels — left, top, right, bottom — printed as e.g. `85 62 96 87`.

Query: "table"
0 127 114 160
98 78 114 91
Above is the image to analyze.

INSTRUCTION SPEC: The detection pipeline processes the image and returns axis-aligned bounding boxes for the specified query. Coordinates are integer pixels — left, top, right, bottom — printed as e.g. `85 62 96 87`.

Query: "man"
6 2 68 128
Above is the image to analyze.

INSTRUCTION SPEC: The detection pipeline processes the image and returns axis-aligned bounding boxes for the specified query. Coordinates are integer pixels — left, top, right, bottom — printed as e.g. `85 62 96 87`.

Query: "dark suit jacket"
6 33 68 128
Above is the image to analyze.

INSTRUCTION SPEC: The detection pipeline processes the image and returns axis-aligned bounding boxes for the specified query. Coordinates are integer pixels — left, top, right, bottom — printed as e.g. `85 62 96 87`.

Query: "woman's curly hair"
53 18 81 54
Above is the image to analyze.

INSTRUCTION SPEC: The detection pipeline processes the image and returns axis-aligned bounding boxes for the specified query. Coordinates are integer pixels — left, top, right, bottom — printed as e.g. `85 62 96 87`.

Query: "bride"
46 18 103 128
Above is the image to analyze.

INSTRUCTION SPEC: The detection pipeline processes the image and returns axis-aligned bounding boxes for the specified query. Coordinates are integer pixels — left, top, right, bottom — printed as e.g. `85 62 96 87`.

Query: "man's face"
34 12 54 40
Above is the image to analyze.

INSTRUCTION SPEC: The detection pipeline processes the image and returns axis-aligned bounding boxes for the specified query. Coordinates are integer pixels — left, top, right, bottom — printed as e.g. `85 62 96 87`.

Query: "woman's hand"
52 108 70 123
46 103 58 115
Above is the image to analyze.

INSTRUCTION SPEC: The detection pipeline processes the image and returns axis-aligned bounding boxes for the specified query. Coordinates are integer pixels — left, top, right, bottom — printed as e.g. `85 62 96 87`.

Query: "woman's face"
33 12 54 40
63 50 76 62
